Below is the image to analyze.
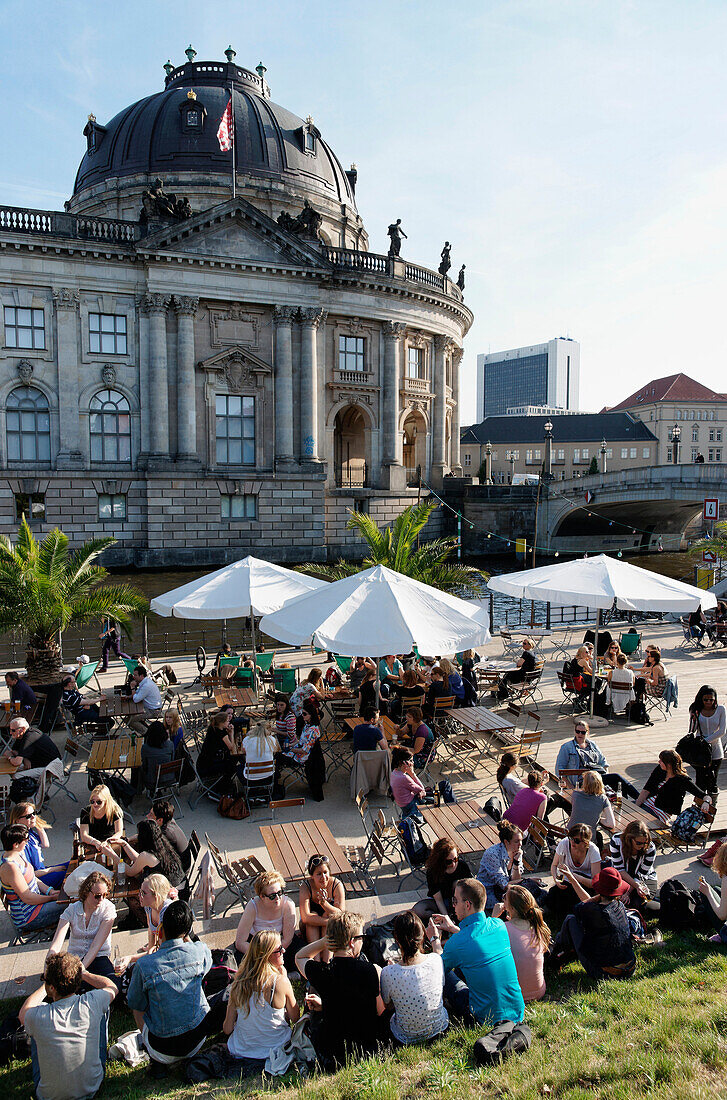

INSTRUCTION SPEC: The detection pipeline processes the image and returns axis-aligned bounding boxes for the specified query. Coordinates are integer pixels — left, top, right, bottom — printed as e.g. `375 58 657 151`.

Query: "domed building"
0 50 472 565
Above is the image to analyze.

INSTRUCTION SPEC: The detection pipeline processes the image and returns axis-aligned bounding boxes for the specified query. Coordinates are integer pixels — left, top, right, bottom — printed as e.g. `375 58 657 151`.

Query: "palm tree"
690 521 727 565
299 499 487 596
0 519 149 682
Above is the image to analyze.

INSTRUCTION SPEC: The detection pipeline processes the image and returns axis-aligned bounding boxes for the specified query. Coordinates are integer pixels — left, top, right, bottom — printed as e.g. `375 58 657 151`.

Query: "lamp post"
670 423 681 465
506 450 516 483
484 440 493 484
600 437 607 474
543 419 553 479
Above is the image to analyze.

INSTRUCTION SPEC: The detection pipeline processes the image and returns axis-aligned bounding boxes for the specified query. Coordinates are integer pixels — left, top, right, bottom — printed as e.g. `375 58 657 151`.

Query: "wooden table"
96 695 146 719
343 715 399 744
214 687 257 708
61 858 136 903
0 703 37 728
421 798 501 855
259 819 352 882
557 786 663 834
447 706 516 743
88 735 142 773
0 758 18 776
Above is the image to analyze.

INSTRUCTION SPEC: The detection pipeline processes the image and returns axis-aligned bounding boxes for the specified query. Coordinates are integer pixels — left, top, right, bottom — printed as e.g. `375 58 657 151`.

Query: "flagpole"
230 82 236 199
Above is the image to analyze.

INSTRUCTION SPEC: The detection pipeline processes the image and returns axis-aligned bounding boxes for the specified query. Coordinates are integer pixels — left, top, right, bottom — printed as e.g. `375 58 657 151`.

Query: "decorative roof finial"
305 114 314 127
187 89 197 99
88 113 96 123
163 59 174 76
256 61 267 80
185 44 197 63
224 45 236 63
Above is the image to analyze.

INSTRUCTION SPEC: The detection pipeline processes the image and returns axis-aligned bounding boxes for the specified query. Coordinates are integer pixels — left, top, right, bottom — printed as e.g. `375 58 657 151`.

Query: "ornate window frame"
198 345 272 472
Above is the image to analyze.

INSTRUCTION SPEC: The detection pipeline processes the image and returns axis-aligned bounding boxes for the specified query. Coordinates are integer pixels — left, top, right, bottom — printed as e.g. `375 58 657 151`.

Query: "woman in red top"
504 772 548 831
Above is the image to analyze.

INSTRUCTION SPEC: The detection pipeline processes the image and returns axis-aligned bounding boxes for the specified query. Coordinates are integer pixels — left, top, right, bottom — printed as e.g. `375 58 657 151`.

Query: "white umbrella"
487 554 717 612
150 555 327 656
487 554 716 715
259 564 490 655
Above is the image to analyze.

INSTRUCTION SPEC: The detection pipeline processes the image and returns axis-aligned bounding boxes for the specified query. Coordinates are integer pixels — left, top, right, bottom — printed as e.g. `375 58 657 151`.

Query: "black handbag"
675 731 712 769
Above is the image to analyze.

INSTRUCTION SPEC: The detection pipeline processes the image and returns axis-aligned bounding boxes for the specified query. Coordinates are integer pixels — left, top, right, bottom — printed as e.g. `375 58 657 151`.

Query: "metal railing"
334 462 368 489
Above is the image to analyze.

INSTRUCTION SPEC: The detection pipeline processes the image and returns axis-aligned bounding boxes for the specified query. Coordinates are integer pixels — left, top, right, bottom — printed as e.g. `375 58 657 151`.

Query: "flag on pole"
217 96 233 151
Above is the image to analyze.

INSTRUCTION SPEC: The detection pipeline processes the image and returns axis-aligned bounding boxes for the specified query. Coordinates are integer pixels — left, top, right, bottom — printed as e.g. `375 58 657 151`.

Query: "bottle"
435 787 442 808
615 781 622 812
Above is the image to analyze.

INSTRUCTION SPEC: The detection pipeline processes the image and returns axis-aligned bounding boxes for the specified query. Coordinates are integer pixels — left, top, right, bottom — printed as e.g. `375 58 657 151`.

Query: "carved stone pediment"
197 345 272 392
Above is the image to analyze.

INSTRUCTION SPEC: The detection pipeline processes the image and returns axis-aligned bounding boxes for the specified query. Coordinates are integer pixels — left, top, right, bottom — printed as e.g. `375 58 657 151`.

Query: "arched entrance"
334 405 368 487
402 409 427 487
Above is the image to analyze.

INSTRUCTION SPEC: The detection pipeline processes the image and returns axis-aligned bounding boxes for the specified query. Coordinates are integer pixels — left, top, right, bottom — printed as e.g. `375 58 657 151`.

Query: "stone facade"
0 56 472 567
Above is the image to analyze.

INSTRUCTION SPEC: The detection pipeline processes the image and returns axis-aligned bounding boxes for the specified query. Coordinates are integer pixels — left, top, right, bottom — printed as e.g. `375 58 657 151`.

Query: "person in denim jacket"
127 901 223 1077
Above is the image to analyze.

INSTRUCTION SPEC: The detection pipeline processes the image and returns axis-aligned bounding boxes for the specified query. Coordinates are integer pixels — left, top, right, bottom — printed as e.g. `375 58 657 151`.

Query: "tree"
587 456 599 476
690 520 727 567
299 499 488 596
0 519 149 681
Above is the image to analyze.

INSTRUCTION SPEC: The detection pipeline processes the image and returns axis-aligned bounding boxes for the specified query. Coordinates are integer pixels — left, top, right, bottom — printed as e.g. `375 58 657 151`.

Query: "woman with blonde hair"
495 884 550 1001
163 708 184 752
567 770 616 846
46 869 116 981
241 721 280 791
115 873 177 974
224 931 299 1072
235 870 296 961
78 784 124 860
8 801 67 887
439 658 465 705
699 842 727 944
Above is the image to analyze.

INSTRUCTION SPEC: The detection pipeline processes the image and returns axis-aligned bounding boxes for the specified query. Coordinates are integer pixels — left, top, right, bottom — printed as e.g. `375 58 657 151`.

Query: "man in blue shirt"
127 901 223 1077
352 705 387 752
426 878 524 1027
5 670 36 711
554 721 639 799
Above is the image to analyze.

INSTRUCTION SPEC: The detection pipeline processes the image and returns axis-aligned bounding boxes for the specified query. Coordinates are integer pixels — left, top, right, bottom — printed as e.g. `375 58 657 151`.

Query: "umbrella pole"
250 604 257 662
222 619 227 647
589 608 601 718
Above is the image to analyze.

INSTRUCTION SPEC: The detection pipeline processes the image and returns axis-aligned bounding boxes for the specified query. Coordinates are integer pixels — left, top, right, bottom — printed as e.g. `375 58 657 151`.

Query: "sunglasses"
308 856 329 871
18 812 35 819
91 892 108 900
89 799 103 806
575 728 587 734
445 856 458 865
265 890 284 901
271 946 285 957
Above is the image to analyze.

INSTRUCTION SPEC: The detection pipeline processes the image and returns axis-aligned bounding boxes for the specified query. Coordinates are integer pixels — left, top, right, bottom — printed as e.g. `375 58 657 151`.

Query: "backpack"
473 1020 532 1066
675 731 712 770
0 1015 30 1066
217 795 250 820
438 780 456 804
203 948 237 997
629 699 649 725
658 877 709 930
671 804 707 841
362 919 399 967
397 816 430 866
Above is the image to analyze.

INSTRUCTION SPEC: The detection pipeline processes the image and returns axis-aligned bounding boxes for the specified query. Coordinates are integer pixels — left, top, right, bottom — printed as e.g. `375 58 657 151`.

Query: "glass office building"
476 337 580 420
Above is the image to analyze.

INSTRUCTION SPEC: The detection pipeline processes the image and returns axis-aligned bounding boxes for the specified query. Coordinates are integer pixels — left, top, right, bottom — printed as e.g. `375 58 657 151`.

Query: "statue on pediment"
277 199 323 241
140 178 193 223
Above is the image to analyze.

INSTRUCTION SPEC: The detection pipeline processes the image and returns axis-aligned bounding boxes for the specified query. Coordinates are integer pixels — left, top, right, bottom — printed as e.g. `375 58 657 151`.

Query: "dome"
72 55 357 210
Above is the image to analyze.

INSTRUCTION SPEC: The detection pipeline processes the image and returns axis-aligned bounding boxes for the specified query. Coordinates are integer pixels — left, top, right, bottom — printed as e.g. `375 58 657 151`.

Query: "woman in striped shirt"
0 823 66 932
273 694 296 752
607 821 657 910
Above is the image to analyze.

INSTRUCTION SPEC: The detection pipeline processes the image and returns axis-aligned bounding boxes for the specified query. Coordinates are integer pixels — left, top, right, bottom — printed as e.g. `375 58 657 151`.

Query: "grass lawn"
1 932 726 1099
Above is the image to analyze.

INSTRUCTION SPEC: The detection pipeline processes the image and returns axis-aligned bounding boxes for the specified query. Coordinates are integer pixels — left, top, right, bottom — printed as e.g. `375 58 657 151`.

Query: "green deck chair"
618 632 642 658
273 668 298 694
334 656 353 676
254 652 275 675
233 666 255 688
76 660 100 691
218 655 241 669
121 657 140 676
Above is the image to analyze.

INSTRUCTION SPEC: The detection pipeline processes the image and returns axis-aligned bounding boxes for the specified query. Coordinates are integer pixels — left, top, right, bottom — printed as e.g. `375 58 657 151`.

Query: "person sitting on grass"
224 930 300 1075
115 874 178 975
295 910 385 1069
476 820 524 912
390 745 430 821
544 823 601 917
299 854 346 963
503 771 548 832
46 870 117 984
412 838 472 923
127 900 225 1078
380 911 449 1045
698 841 727 944
493 884 550 1003
425 878 525 1027
352 705 387 752
20 951 117 1100
548 866 637 980
607 821 658 912
235 870 296 964
635 749 705 823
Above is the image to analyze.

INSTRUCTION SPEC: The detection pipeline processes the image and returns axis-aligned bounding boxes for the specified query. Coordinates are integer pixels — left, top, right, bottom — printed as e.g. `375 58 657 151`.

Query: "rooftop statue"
277 199 323 240
387 218 407 258
140 178 193 223
438 241 451 277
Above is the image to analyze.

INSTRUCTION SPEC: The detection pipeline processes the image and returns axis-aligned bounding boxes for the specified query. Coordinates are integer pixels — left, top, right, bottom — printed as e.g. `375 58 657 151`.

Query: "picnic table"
88 735 142 774
556 786 662 834
0 703 37 728
259 819 352 882
61 857 136 903
0 758 18 776
96 694 146 719
421 798 501 855
214 687 258 708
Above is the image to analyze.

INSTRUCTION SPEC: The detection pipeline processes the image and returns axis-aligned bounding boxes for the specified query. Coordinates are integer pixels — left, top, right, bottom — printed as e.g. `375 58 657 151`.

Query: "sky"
4 0 727 416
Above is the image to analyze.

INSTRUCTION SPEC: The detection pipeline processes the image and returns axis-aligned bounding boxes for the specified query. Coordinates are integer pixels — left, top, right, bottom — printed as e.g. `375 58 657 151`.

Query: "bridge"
541 463 727 555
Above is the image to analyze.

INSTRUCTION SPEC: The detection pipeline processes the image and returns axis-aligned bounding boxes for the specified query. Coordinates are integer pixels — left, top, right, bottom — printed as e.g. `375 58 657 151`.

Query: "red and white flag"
217 96 233 151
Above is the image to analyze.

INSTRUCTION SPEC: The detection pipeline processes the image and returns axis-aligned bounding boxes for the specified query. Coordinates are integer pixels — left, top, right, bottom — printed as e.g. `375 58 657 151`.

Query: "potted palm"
0 519 149 682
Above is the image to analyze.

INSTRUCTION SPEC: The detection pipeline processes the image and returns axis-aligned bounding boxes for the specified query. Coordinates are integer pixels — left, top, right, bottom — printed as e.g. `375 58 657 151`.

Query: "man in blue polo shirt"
352 706 387 752
427 877 524 1027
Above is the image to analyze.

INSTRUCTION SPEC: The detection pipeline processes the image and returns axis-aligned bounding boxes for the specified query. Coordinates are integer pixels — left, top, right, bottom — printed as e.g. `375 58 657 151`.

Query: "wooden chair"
2 892 56 947
355 788 374 832
653 796 717 854
557 671 589 714
558 768 587 787
505 662 545 705
270 797 305 821
343 827 387 893
204 834 258 916
523 817 567 871
432 696 457 737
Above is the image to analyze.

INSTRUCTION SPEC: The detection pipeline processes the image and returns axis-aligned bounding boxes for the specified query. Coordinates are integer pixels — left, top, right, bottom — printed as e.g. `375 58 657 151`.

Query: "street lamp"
484 440 493 484
543 420 553 480
506 450 516 483
600 437 607 474
670 423 681 465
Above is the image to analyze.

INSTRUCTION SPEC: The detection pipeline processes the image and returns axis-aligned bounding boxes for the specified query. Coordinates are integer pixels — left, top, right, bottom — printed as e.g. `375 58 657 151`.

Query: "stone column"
173 295 199 465
298 307 326 462
432 334 452 484
450 346 463 474
273 306 295 464
141 293 171 461
382 321 406 488
53 289 83 469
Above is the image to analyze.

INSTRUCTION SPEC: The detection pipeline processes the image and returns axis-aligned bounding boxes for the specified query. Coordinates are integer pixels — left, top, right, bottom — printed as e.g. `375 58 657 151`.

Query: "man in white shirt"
128 666 163 734
20 951 117 1100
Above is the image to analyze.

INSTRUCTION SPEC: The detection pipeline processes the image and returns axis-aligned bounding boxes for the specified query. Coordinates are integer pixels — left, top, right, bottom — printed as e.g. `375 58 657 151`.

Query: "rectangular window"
573 449 580 463
642 447 650 459
89 312 127 355
352 498 368 514
406 346 425 380
534 448 541 460
221 493 257 519
526 449 533 463
630 448 637 459
4 306 45 350
676 410 681 420
709 429 715 442
692 447 699 462
718 430 723 442
557 448 565 460
215 394 255 465
14 492 45 524
97 493 127 521
621 447 629 459
717 449 723 463
667 446 673 462
464 453 471 466
606 449 613 459
338 335 365 372
582 448 589 460
709 449 715 462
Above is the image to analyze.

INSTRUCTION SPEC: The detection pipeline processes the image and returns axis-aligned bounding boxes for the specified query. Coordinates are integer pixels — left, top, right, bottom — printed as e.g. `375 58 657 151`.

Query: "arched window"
89 389 131 463
6 386 50 462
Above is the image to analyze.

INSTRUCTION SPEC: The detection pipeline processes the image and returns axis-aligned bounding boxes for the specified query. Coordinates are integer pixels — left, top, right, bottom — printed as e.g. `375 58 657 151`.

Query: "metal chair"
551 626 575 663
557 671 589 714
431 696 457 737
148 758 185 818
188 757 227 809
241 760 276 819
45 738 81 807
499 630 521 660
